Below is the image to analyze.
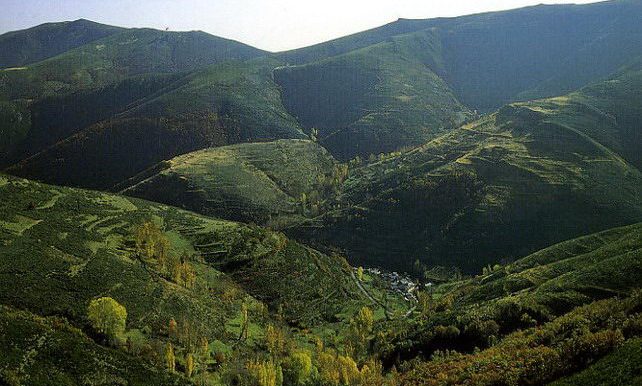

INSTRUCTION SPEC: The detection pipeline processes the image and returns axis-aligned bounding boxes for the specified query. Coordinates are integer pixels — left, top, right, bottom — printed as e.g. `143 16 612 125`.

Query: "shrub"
560 329 625 369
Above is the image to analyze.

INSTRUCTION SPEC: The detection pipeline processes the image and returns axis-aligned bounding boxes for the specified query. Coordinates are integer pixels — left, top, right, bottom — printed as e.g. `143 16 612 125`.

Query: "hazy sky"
1 0 602 51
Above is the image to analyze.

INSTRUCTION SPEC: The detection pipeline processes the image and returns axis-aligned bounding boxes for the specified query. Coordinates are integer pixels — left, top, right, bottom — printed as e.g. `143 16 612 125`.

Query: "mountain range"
1 1 641 385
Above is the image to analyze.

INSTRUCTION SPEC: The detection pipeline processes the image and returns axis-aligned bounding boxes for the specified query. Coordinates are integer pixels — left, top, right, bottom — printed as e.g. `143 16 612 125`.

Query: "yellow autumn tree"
349 306 374 355
338 355 360 386
87 297 127 342
317 350 340 386
265 324 287 359
165 342 176 372
246 360 281 386
282 351 312 386
185 353 195 377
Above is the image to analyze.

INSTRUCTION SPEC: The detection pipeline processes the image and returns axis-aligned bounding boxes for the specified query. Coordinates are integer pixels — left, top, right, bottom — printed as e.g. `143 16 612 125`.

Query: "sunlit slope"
119 140 341 227
377 223 641 384
0 19 123 69
0 174 359 329
294 70 642 273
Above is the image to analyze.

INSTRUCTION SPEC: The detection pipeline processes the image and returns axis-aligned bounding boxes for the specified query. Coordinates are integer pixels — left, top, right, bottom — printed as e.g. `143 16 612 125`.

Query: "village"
361 267 422 303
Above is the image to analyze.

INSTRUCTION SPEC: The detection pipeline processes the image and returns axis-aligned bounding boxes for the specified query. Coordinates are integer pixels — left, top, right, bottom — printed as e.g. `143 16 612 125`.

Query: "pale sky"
1 0 603 52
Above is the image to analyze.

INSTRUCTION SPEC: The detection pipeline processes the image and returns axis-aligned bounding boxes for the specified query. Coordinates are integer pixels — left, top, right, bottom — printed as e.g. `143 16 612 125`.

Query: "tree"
416 290 432 318
282 351 312 386
87 297 127 342
240 302 249 341
185 353 195 377
199 337 210 360
338 355 360 386
265 324 286 359
310 127 319 142
135 220 170 273
246 360 280 386
349 306 374 355
317 349 340 386
356 267 364 282
165 342 176 372
168 318 178 339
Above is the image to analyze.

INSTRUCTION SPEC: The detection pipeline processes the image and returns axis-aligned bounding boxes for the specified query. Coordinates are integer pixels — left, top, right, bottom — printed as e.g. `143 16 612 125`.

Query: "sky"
1 0 602 52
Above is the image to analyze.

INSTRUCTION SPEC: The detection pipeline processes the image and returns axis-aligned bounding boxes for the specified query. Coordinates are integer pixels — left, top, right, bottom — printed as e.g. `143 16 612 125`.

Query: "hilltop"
118 139 342 227
0 19 123 69
272 0 642 158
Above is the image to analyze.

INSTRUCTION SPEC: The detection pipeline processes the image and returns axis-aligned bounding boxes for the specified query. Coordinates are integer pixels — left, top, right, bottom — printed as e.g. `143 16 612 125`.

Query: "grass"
373 223 642 384
120 139 340 227
1 27 264 101
0 305 190 386
274 29 471 160
0 172 376 369
291 68 642 273
550 338 642 386
0 19 123 69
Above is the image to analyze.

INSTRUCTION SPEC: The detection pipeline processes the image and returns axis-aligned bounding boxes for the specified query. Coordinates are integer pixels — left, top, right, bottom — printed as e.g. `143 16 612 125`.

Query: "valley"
1 1 641 385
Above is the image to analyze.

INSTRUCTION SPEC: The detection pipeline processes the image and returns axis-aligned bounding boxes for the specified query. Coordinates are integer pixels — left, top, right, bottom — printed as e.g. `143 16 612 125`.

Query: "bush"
560 329 625 369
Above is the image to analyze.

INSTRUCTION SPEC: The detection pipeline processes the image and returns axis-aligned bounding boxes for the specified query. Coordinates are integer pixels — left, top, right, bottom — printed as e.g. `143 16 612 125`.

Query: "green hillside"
0 173 402 384
274 30 472 159
122 58 304 142
2 58 306 189
549 338 642 386
0 72 184 165
119 140 342 227
0 306 189 386
292 69 642 273
279 0 642 111
0 19 123 69
0 27 265 101
375 222 642 384
271 0 642 159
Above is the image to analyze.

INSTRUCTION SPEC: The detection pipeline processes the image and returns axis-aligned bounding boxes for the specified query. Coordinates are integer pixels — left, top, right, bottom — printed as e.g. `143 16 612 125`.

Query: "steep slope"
549 338 642 386
0 26 266 102
0 72 185 165
374 223 642 384
3 58 305 190
0 19 123 69
273 0 641 159
0 306 189 386
291 69 642 273
119 140 343 227
0 173 391 383
279 0 641 111
274 30 472 159
121 58 304 141
0 173 360 326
